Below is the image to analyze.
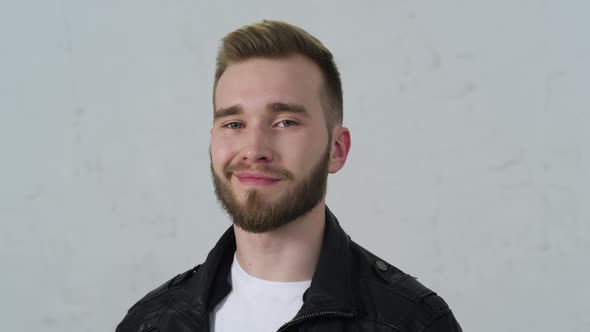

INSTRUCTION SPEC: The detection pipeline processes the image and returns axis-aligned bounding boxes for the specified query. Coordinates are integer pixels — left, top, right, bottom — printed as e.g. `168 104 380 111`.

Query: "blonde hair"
214 20 343 129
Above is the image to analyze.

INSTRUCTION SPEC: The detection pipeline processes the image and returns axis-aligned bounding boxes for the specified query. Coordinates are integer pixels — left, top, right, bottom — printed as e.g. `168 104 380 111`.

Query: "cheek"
281 132 326 172
210 136 234 171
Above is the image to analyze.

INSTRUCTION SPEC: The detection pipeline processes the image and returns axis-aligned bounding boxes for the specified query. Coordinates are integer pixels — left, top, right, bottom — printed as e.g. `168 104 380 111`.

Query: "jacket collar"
300 206 356 314
187 205 356 315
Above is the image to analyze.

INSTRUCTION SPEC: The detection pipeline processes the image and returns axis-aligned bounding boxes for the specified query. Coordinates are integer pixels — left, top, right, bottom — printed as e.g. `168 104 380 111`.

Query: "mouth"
233 171 282 186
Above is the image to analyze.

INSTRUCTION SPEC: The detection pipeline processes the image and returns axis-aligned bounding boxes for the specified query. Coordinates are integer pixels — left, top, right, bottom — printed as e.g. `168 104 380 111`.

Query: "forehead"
214 55 325 115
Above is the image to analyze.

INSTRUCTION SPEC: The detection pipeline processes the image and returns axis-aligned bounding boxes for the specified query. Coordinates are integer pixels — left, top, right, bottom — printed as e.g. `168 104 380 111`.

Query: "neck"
233 202 326 282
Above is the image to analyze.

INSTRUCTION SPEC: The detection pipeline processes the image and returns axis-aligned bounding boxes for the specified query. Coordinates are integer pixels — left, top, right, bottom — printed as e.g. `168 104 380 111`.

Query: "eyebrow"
214 105 242 121
214 102 310 121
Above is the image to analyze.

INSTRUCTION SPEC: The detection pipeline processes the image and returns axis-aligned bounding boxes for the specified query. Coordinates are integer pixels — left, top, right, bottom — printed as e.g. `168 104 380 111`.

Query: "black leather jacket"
116 207 462 331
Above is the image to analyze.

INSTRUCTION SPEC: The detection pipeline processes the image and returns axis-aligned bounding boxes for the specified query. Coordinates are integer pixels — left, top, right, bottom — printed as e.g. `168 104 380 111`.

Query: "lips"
233 171 282 185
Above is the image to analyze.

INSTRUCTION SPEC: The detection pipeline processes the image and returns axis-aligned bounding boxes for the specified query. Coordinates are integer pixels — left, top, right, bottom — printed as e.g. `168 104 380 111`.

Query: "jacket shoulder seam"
361 275 435 303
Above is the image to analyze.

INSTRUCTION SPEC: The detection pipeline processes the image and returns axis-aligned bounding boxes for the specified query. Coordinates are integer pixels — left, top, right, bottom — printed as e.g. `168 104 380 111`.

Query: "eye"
277 120 298 128
223 122 244 129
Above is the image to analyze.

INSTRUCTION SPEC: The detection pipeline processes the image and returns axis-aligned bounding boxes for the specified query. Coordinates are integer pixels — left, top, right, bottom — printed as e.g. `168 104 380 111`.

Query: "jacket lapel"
296 206 357 315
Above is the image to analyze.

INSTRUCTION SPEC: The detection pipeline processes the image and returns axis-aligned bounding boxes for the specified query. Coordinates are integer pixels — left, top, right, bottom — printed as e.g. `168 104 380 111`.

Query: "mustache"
224 163 294 181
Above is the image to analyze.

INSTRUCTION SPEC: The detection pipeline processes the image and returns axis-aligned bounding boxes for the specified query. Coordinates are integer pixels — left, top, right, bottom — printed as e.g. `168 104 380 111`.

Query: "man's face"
210 55 332 233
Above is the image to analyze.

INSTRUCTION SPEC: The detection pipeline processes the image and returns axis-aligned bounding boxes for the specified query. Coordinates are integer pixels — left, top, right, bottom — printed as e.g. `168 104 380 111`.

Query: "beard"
211 145 330 233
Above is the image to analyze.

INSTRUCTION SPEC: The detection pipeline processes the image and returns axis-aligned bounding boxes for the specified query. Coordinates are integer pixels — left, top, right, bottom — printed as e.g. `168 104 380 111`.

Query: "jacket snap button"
375 260 388 271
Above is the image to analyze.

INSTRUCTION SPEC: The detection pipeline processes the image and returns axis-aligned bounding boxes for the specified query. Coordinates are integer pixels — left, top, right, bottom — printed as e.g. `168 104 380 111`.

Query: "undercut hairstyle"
213 20 343 130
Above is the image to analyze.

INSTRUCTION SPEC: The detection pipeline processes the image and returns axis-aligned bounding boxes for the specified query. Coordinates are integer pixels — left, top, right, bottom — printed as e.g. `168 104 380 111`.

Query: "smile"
233 171 282 186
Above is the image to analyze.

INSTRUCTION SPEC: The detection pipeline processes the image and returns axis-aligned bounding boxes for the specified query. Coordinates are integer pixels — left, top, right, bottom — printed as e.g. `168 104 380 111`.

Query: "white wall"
1 1 589 331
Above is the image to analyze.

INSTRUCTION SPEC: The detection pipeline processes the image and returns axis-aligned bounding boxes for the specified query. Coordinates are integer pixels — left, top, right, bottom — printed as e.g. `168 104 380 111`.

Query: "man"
116 20 462 332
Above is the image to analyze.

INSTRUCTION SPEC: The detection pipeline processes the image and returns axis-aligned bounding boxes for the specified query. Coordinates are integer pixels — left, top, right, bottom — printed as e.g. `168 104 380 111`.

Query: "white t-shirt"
210 253 311 332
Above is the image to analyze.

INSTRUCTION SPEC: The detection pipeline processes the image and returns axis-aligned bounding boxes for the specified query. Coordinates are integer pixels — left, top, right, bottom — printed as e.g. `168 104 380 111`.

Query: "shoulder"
115 265 201 332
350 242 461 331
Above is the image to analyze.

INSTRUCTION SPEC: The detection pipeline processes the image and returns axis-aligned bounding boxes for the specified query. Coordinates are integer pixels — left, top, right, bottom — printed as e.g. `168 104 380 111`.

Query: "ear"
328 126 351 174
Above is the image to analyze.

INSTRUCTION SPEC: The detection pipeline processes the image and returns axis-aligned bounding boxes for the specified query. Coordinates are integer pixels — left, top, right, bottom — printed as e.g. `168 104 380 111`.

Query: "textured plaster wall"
1 1 588 331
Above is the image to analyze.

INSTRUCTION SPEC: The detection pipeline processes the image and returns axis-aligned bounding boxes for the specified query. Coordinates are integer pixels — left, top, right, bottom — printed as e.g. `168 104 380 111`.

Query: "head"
210 20 351 233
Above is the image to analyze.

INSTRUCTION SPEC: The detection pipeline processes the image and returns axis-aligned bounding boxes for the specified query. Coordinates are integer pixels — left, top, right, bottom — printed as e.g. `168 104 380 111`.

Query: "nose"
240 125 274 164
